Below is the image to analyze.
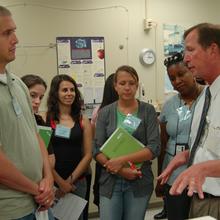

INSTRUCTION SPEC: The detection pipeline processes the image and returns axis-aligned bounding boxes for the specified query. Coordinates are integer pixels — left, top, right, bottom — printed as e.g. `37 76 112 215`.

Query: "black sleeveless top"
48 121 83 179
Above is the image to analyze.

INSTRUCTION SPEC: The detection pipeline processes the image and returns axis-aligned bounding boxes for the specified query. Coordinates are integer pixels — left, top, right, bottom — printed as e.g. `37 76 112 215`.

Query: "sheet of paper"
189 216 216 220
35 210 49 220
51 193 87 220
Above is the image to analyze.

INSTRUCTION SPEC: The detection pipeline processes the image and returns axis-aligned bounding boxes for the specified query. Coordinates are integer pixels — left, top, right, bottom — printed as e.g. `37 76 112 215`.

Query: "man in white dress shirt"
158 23 220 219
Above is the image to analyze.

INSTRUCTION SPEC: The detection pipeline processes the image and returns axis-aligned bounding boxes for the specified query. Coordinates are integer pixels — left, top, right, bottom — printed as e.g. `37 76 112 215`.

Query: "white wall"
2 0 220 214
3 0 220 108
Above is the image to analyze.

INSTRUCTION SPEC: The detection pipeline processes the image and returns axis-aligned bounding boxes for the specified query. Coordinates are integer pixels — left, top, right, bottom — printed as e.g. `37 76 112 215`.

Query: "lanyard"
50 119 56 129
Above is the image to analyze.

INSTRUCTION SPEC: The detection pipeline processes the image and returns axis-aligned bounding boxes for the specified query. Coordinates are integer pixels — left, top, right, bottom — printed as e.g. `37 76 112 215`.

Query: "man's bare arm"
170 160 220 199
34 134 54 209
0 149 39 195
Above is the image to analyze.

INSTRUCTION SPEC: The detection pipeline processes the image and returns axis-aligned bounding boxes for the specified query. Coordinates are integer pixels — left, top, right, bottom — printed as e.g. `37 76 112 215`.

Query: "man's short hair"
184 23 220 49
0 5 11 16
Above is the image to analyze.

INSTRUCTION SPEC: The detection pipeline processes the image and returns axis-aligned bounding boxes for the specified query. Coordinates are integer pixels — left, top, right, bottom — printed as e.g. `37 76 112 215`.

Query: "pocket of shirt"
205 124 220 156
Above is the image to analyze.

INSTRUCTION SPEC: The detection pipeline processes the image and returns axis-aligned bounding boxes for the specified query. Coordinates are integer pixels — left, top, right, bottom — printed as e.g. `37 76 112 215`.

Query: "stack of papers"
52 193 87 220
189 216 216 220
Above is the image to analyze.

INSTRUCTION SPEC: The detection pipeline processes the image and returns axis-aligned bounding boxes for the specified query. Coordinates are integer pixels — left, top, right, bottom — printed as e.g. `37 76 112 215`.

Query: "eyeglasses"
164 52 184 68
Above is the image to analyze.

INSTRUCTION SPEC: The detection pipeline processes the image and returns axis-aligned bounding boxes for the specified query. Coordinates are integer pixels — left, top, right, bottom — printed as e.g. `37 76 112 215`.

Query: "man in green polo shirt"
0 5 54 220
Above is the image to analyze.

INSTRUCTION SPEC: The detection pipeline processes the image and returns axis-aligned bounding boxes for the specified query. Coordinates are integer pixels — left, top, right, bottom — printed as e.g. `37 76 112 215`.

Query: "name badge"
175 143 189 155
12 97 22 116
35 209 49 220
122 114 141 133
55 125 71 139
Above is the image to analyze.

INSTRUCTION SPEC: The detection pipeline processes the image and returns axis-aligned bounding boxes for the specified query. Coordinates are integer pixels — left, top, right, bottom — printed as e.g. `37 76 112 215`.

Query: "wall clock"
139 48 156 66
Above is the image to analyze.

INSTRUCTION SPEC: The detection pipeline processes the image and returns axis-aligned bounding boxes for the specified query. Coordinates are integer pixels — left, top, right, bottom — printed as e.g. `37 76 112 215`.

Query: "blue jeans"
73 178 87 220
74 177 87 199
15 208 54 220
100 178 151 220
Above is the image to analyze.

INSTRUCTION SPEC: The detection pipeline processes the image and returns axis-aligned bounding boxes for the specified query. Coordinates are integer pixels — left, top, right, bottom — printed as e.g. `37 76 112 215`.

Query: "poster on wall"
56 36 105 107
163 24 185 94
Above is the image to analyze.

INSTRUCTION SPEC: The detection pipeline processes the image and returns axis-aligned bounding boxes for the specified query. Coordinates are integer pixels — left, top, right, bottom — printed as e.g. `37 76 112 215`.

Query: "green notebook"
100 127 144 168
38 125 52 148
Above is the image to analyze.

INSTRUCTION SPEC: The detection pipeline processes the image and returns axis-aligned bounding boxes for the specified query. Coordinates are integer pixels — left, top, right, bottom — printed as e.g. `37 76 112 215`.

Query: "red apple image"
97 49 104 59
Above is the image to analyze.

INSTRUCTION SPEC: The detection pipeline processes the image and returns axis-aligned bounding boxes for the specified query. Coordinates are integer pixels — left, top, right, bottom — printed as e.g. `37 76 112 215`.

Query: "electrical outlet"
144 19 156 30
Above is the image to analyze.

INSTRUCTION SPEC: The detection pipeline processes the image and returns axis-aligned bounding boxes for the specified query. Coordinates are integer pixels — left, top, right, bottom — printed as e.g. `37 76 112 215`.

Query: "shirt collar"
0 72 7 84
0 70 15 85
209 74 220 100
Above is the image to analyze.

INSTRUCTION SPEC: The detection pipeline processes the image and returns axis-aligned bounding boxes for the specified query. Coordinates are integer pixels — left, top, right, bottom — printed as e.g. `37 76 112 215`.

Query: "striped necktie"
188 87 211 166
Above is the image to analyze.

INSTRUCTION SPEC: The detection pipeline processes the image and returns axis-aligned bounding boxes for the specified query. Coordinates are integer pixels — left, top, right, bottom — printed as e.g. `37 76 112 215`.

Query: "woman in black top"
21 74 55 168
21 74 55 220
46 74 92 220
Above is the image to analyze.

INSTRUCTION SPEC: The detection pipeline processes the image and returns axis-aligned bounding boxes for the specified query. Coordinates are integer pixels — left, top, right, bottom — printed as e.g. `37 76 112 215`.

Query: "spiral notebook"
100 127 144 168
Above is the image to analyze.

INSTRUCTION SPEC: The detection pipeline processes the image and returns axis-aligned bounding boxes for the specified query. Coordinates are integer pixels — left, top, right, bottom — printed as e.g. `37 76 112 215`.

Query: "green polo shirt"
0 72 43 219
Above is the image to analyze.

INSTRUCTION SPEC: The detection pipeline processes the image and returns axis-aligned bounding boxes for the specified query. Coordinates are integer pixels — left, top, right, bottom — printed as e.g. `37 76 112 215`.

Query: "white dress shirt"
191 75 220 196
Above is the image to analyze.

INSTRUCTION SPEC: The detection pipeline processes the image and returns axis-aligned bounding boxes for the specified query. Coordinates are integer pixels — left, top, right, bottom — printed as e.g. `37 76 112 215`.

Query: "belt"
202 192 220 199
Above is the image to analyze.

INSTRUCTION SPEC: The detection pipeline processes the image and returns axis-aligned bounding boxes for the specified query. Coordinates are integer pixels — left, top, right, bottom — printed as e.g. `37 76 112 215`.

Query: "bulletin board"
163 24 184 93
56 37 105 105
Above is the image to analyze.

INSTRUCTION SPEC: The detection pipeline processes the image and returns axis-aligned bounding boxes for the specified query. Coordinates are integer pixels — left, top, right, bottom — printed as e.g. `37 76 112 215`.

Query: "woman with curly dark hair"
46 74 92 220
156 53 205 220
